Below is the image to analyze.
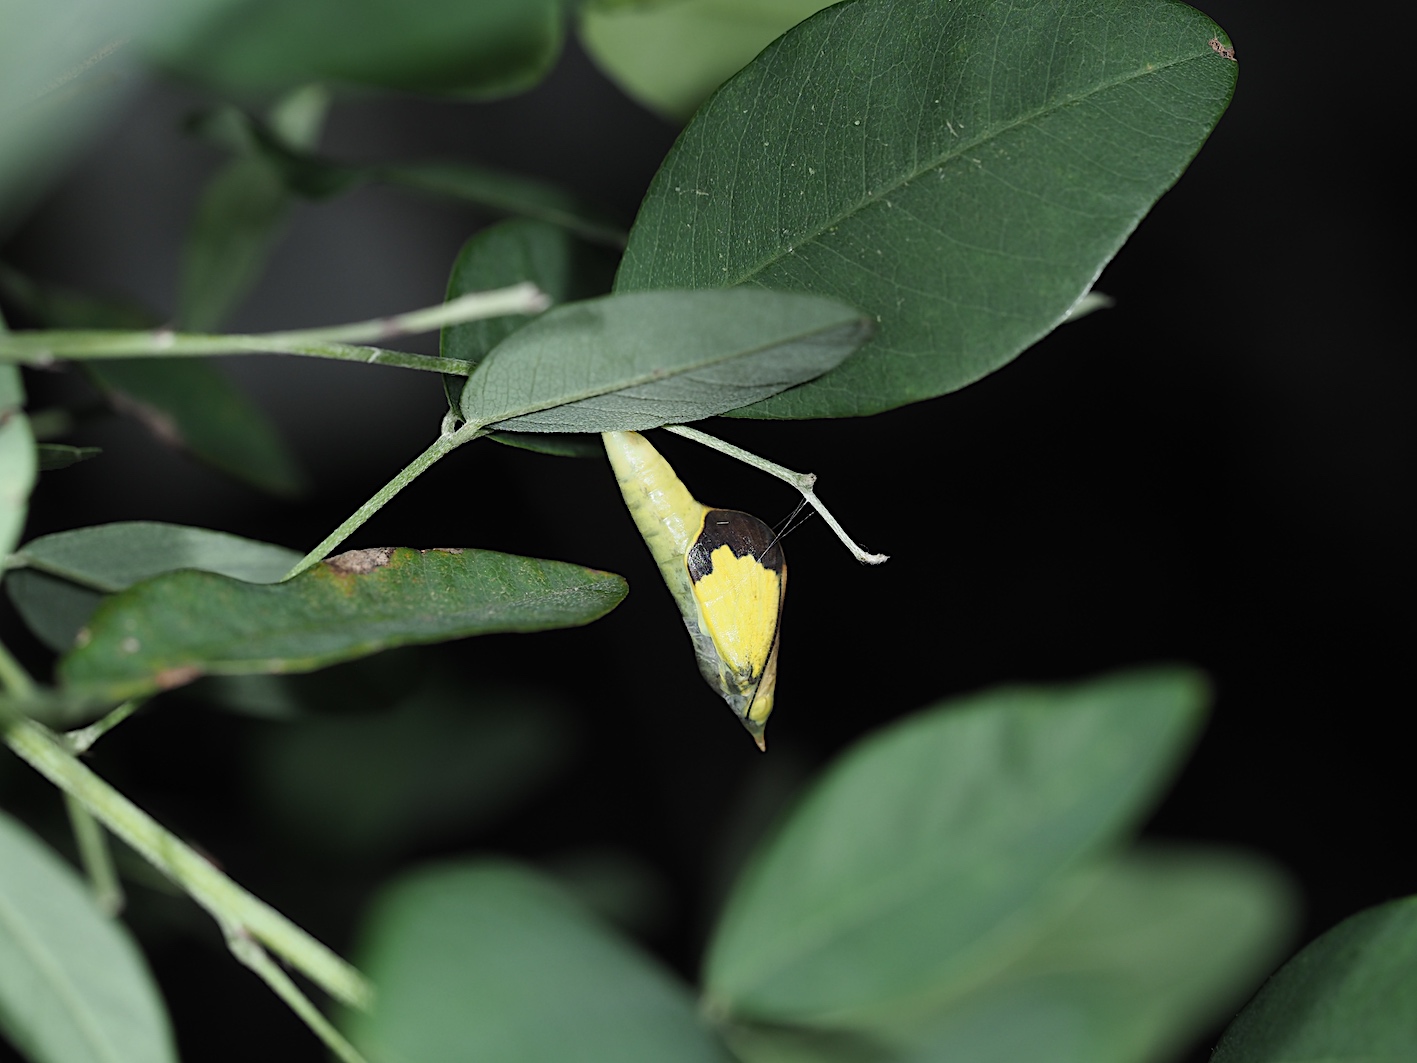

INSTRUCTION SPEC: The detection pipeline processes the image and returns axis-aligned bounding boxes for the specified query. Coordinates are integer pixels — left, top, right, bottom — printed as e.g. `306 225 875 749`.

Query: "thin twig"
64 793 124 916
662 424 888 564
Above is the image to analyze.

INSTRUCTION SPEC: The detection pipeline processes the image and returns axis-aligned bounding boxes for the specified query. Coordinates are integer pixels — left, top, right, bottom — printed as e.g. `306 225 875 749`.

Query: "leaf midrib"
714 46 1216 290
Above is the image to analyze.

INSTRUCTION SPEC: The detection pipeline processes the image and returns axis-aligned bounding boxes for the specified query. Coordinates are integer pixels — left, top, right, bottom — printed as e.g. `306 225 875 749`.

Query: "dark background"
1 2 1411 1060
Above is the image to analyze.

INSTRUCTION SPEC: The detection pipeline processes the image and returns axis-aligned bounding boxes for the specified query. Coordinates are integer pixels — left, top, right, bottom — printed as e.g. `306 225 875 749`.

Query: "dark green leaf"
0 262 155 330
893 848 1295 1062
0 365 36 557
36 443 102 471
441 219 612 457
0 809 178 1063
460 288 871 433
253 678 574 857
178 86 329 331
87 358 303 496
704 669 1207 1025
58 546 628 699
5 568 103 651
344 861 733 1063
152 0 564 97
580 0 835 121
616 0 1237 418
12 521 299 593
1212 894 1417 1063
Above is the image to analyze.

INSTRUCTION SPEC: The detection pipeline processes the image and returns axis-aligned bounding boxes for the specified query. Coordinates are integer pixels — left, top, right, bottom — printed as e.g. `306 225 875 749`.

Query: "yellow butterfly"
604 430 785 751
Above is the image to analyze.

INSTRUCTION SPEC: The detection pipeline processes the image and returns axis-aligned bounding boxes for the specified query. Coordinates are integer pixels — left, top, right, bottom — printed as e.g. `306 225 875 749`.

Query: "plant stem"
64 792 124 915
0 639 34 695
224 922 371 1063
0 283 548 370
662 424 889 564
282 421 486 580
0 711 373 1009
65 698 144 754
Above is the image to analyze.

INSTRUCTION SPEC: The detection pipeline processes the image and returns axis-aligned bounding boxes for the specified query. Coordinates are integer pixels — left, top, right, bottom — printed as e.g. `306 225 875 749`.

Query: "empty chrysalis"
604 430 785 751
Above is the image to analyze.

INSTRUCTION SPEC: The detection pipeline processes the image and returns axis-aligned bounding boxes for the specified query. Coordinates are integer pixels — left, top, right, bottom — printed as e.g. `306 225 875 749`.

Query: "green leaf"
0 808 178 1063
86 359 304 496
0 262 155 330
441 219 611 457
0 365 37 557
57 546 628 699
12 521 299 593
5 569 103 652
344 860 733 1063
895 848 1296 1062
36 444 102 471
703 668 1208 1025
615 0 1237 418
580 0 835 122
1212 894 1417 1063
253 677 574 857
152 0 564 97
459 288 872 433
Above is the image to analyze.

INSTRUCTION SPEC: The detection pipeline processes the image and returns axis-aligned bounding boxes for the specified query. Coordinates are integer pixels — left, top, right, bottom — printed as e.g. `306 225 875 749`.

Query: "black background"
1 2 1412 1060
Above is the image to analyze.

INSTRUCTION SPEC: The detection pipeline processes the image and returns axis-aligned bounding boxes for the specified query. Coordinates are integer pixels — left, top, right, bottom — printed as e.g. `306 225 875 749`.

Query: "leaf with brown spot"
58 547 627 700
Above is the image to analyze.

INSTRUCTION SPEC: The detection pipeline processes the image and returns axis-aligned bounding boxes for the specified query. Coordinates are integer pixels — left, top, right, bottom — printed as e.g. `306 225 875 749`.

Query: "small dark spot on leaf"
326 547 397 574
1208 36 1236 61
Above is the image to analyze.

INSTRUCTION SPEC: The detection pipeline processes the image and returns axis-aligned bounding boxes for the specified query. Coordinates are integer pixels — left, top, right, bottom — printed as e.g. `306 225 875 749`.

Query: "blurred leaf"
0 262 154 330
0 365 37 558
460 288 871 433
5 569 102 652
543 848 675 940
12 521 298 592
580 0 834 122
1212 894 1417 1063
36 443 102 470
253 679 575 857
441 219 610 457
58 546 628 699
151 0 564 97
894 848 1296 1062
345 860 733 1062
0 808 178 1063
86 358 304 495
178 85 330 331
703 669 1208 1025
616 0 1237 419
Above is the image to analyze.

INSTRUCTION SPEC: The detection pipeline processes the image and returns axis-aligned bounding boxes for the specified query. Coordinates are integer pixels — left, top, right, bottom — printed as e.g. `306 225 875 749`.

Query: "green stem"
661 424 889 565
224 922 371 1063
283 421 486 580
64 792 124 916
0 283 547 370
0 640 34 695
1 712 373 1009
65 698 144 754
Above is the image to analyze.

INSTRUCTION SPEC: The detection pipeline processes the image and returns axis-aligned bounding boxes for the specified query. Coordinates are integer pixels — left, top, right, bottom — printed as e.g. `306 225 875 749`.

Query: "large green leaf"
0 366 36 557
57 546 628 699
580 0 835 122
616 0 1237 418
459 288 871 433
1212 895 1417 1063
0 809 178 1063
151 0 563 97
703 669 1207 1025
5 570 103 652
344 860 733 1063
11 521 298 592
895 848 1295 1062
